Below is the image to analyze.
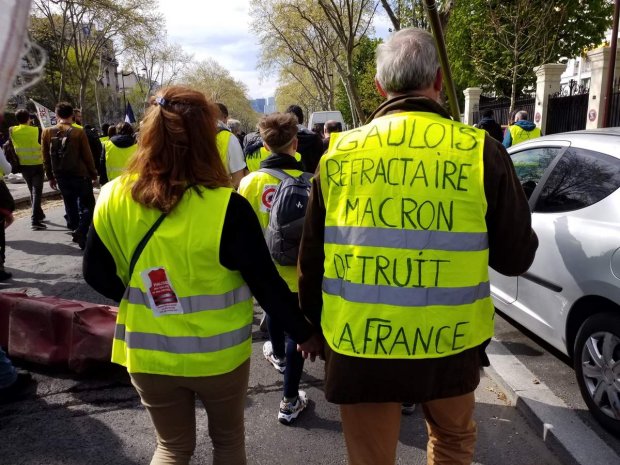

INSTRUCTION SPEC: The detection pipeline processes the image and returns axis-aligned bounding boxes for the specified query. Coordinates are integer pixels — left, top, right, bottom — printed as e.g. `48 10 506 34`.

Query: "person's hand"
4 212 14 229
49 178 57 190
297 333 324 362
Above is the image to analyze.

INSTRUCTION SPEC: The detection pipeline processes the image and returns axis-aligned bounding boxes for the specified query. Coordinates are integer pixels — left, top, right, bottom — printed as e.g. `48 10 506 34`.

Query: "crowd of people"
0 27 540 465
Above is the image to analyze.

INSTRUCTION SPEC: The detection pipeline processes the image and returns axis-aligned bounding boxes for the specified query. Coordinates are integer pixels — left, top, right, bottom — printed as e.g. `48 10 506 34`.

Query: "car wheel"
574 312 620 436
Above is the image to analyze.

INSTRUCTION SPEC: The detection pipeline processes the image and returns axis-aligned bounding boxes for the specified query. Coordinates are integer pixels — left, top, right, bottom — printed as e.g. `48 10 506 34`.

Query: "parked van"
307 111 345 134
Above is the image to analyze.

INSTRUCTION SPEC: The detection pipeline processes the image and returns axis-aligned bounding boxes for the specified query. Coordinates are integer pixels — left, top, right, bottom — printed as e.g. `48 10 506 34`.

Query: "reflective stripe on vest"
319 111 494 360
509 125 541 146
10 125 42 165
94 178 253 376
105 141 137 180
114 323 252 354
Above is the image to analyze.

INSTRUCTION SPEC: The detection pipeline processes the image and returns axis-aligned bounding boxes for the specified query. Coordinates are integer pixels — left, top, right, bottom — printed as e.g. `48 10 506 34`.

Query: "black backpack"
258 168 312 266
49 126 76 174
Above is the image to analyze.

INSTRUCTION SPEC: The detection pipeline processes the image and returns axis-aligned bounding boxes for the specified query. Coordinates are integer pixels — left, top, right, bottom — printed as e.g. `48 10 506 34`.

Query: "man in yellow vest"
298 28 539 465
503 110 542 148
239 112 310 425
215 103 247 189
9 109 45 230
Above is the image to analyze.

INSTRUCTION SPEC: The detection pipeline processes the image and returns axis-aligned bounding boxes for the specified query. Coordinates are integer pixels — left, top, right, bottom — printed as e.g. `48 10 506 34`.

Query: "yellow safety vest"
94 178 253 376
238 166 305 292
508 125 541 146
9 125 42 166
100 136 110 144
319 111 494 360
105 141 138 180
246 146 302 172
216 129 232 172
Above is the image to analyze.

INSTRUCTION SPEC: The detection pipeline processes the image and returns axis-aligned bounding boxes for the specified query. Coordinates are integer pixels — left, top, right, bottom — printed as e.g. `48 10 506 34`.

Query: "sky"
158 0 392 100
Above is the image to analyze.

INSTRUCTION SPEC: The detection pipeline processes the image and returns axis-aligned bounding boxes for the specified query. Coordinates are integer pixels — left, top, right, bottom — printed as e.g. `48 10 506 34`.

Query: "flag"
31 99 57 128
125 102 136 124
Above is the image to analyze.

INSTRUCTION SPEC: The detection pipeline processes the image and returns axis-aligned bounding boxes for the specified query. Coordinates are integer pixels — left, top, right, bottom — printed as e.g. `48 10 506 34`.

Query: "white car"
491 128 620 436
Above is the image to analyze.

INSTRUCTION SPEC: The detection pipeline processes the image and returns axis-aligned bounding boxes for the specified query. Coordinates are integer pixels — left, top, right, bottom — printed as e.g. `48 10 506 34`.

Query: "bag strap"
259 167 312 183
128 212 167 279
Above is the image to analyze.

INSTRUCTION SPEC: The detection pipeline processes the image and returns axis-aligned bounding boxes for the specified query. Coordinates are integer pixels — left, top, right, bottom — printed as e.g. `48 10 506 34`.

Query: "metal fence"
473 94 535 127
545 80 589 135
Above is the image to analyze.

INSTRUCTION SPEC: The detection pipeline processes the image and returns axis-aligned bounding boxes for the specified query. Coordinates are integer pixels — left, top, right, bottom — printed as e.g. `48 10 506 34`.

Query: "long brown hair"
126 86 231 213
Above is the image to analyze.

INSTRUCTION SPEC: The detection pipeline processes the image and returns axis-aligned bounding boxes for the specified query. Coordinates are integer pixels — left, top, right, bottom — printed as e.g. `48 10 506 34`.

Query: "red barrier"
0 292 117 372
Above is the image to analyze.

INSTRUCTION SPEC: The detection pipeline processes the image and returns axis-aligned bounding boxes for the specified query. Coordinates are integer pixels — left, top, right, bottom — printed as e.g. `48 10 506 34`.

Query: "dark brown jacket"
298 95 538 404
42 123 98 180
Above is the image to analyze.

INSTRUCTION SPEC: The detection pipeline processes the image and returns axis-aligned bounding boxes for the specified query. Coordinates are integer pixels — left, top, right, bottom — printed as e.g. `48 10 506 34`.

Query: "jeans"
340 392 477 465
266 314 305 399
0 347 17 389
56 176 95 236
130 359 250 465
21 165 45 223
0 217 5 267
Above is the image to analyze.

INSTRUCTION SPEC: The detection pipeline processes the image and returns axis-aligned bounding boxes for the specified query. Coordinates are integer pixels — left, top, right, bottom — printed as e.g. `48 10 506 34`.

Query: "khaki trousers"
130 359 250 465
340 392 477 465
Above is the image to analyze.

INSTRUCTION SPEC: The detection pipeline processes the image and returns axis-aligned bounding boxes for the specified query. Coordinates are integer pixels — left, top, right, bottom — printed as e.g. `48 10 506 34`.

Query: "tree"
180 59 259 131
446 0 613 110
379 0 454 32
31 0 159 115
251 0 341 112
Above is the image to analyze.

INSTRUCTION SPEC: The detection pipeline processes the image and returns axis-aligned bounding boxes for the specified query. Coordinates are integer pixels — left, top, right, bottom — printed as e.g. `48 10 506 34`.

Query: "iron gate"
473 94 535 127
608 77 620 127
545 80 589 134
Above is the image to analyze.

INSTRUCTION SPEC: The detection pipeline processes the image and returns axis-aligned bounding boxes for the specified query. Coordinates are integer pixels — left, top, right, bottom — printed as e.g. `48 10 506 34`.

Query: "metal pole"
121 73 127 118
602 0 619 128
422 0 461 121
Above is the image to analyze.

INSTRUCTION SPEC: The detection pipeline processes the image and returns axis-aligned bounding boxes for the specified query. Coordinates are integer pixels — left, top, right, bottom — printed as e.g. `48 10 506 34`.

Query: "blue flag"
125 102 136 124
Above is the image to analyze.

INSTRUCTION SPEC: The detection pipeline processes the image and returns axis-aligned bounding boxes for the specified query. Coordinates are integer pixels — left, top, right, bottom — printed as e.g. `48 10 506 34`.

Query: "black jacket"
476 117 504 143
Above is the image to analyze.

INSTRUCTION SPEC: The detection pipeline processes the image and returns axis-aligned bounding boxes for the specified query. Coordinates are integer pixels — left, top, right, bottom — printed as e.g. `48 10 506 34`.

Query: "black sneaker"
0 270 12 281
0 373 36 404
31 221 47 230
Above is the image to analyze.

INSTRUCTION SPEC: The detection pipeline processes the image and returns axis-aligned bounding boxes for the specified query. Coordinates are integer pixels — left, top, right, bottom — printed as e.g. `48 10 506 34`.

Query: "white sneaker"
278 391 308 425
262 341 286 373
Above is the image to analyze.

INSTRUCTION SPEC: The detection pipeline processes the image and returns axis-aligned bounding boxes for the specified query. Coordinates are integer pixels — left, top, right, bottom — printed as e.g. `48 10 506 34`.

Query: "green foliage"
446 0 613 98
335 36 384 125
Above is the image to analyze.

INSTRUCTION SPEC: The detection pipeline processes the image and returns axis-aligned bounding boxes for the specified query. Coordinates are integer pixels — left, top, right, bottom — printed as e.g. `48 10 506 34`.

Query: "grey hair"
227 118 241 133
376 28 439 94
515 111 529 121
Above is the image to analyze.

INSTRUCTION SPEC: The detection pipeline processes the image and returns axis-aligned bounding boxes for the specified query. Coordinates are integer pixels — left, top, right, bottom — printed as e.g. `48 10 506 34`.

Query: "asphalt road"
494 312 620 455
0 198 568 464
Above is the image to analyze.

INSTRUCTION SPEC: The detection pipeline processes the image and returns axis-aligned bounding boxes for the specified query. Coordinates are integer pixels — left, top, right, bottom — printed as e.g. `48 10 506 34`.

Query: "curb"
485 338 618 465
14 190 62 208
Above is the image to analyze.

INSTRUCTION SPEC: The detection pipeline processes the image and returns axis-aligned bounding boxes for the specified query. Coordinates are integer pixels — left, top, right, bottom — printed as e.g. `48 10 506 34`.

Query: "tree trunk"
380 0 400 31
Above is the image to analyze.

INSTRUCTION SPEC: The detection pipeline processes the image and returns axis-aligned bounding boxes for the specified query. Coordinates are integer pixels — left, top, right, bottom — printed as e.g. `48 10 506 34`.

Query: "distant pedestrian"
285 104 324 174
503 110 542 148
84 86 321 465
475 109 504 143
322 119 342 153
227 118 246 148
41 102 98 250
9 109 46 230
0 145 15 281
215 103 247 189
100 122 138 184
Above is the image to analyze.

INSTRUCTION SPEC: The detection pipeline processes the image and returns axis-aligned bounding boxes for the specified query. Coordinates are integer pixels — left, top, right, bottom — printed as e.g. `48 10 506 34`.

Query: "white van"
307 111 345 133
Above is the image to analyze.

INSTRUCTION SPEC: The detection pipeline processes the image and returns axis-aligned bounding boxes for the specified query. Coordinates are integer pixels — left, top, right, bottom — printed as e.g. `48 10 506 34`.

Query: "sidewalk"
4 173 61 208
0 203 614 464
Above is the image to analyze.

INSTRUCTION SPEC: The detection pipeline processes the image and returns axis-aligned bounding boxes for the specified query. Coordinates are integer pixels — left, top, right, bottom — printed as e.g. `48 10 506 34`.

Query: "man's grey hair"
376 28 440 94
227 118 241 134
515 111 529 122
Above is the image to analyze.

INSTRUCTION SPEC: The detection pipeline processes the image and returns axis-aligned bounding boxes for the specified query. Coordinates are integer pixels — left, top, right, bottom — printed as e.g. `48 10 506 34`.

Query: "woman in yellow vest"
100 122 138 184
83 86 320 465
238 113 310 425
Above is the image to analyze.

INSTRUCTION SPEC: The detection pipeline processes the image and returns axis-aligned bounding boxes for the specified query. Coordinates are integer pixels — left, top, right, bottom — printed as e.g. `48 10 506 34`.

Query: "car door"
490 144 567 307
514 145 620 353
